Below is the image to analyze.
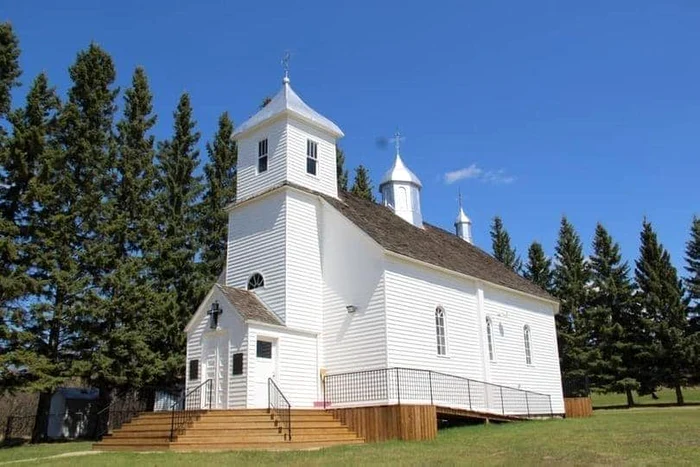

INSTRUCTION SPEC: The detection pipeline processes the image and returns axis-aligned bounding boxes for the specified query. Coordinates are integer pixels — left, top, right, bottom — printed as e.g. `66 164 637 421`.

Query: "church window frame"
258 138 268 173
306 139 318 176
486 317 495 361
189 359 199 381
435 306 447 356
524 325 533 365
247 272 265 290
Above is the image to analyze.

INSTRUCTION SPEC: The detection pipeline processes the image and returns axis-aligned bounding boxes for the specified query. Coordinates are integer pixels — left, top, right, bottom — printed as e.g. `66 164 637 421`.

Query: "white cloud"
444 164 483 184
444 164 516 185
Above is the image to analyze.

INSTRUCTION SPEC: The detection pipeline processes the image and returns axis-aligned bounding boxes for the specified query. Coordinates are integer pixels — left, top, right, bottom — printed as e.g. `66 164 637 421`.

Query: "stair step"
170 439 365 451
98 438 172 446
184 426 351 436
93 443 171 452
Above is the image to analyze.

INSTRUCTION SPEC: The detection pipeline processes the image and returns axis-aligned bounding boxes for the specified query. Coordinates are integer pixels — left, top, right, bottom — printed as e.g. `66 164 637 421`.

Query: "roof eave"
232 108 344 141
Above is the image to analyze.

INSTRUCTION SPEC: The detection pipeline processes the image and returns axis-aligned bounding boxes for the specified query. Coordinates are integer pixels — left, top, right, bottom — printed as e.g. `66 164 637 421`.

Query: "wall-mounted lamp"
346 305 357 314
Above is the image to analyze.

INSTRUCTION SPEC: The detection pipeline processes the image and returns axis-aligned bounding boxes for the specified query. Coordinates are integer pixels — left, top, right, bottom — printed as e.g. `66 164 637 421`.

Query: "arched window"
524 325 533 365
486 317 495 361
397 186 408 210
435 306 446 356
247 273 265 290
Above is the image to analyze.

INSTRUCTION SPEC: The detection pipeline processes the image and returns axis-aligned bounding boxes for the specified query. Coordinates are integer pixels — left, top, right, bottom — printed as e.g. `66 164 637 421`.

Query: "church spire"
379 130 423 228
455 188 473 243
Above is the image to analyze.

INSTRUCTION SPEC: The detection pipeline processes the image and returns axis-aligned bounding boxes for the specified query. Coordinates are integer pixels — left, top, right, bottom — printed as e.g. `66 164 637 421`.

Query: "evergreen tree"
152 93 205 384
634 220 692 404
200 111 237 281
0 21 23 371
336 146 348 191
523 241 552 291
588 223 638 405
685 216 700 329
552 216 591 385
0 22 21 120
490 216 521 272
351 164 375 202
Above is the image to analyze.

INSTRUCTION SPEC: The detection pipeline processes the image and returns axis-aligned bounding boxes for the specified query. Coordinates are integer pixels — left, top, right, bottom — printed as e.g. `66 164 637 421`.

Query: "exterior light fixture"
346 305 357 314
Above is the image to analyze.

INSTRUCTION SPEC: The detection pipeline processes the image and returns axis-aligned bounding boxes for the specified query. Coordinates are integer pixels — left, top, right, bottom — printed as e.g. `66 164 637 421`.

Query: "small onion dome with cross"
379 131 423 228
454 191 473 244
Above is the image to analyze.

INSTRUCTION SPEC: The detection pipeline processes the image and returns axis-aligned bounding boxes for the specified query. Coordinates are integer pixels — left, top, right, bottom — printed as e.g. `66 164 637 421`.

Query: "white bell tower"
379 131 423 228
454 189 473 243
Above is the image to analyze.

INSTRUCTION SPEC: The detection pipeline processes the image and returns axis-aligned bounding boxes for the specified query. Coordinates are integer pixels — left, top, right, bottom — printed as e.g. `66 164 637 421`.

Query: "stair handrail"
169 379 213 441
92 387 158 439
268 378 292 441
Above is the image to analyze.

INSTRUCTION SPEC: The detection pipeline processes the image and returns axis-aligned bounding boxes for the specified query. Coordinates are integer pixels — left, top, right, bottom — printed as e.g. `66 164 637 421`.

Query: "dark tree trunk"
625 388 635 407
675 385 684 405
31 391 52 443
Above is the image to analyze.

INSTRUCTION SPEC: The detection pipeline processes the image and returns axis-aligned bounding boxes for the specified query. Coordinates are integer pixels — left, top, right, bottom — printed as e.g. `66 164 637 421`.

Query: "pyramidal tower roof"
379 131 422 188
233 76 344 139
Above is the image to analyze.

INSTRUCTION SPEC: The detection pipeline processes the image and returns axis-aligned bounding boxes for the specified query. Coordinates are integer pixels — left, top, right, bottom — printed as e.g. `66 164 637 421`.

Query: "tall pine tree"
200 111 237 281
523 241 552 291
0 22 21 121
152 93 205 384
351 164 375 202
552 216 591 385
336 146 348 191
634 220 692 404
685 216 700 329
588 224 638 405
490 216 521 272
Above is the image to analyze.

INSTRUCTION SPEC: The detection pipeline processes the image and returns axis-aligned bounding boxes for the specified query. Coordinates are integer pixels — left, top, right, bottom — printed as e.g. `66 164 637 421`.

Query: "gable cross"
281 51 291 80
208 301 222 329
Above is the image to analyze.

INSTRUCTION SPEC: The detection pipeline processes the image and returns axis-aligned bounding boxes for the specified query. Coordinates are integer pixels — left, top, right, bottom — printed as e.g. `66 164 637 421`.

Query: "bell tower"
379 131 423 228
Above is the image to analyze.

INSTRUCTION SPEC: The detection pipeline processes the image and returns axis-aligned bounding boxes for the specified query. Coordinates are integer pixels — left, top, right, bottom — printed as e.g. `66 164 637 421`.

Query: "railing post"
396 368 401 406
500 387 505 415
323 375 327 409
268 379 271 414
428 371 433 405
5 416 12 440
525 392 530 418
169 405 175 441
467 380 472 410
208 379 213 410
548 395 553 418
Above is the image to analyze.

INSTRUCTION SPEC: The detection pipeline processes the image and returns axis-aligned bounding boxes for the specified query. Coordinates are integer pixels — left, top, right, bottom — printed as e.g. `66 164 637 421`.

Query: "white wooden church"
184 73 565 417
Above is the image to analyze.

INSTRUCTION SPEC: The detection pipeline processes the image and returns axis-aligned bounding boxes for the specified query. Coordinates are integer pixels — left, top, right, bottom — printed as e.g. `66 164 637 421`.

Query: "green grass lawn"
2 407 699 466
591 386 700 408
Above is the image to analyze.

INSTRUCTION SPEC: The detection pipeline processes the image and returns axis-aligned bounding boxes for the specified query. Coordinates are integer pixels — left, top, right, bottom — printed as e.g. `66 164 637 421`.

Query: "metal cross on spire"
281 51 291 82
389 130 405 156
458 187 463 210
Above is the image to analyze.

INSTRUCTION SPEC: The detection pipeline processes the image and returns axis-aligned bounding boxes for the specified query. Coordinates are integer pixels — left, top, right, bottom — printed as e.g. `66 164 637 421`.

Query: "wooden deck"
435 406 529 423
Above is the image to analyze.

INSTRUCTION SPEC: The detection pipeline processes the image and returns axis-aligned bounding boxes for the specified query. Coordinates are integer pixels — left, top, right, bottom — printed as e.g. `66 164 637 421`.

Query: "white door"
253 338 277 408
202 336 227 409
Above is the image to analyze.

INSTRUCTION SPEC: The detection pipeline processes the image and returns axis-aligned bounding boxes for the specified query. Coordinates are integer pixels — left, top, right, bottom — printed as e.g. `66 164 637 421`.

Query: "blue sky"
4 1 699 271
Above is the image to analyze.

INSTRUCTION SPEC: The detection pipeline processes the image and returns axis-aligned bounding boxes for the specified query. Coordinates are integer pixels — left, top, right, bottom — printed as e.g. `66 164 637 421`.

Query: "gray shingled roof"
321 190 557 303
216 284 283 325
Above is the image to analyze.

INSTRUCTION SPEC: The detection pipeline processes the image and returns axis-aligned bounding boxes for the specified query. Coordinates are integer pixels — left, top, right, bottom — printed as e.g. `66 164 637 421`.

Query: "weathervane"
389 130 405 156
281 51 291 81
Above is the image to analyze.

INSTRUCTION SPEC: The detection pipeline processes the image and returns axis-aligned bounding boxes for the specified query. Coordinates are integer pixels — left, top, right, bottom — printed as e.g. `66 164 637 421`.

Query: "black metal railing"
323 367 554 417
268 378 291 441
169 379 212 441
562 375 591 398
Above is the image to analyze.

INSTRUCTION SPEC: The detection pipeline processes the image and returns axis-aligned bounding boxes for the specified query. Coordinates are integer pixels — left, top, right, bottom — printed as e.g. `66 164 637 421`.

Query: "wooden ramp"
92 409 364 452
436 406 529 423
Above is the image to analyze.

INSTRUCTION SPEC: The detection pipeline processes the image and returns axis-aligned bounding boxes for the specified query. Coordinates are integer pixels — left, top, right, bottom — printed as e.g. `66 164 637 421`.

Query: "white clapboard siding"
186 287 248 407
246 325 319 407
321 203 387 373
482 287 565 414
236 120 287 201
285 119 338 198
384 257 484 380
285 191 323 332
226 191 287 321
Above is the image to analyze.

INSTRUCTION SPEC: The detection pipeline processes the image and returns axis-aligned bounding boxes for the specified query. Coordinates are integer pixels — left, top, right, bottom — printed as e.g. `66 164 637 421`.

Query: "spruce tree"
685 216 700 329
588 224 638 405
523 241 552 291
351 164 375 202
490 216 521 272
152 93 205 384
8 74 67 441
0 22 21 120
0 21 22 371
552 216 591 385
634 220 692 404
336 146 348 191
200 111 237 281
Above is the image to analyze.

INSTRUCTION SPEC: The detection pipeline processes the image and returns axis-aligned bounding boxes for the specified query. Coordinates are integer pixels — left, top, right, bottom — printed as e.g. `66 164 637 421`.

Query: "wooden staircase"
93 409 365 451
